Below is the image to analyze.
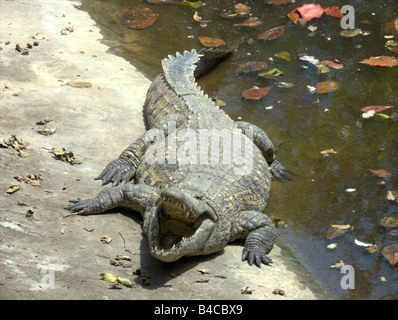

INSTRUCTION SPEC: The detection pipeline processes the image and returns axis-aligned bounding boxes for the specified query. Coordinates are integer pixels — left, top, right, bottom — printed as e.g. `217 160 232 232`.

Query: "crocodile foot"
242 247 273 268
95 158 135 186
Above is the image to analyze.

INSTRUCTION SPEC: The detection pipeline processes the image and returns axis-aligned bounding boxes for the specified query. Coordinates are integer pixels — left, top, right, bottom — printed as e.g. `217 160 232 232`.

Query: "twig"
119 232 126 248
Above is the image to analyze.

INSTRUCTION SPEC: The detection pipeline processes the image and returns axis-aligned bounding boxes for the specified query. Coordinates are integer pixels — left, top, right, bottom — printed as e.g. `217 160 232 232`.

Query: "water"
80 0 398 299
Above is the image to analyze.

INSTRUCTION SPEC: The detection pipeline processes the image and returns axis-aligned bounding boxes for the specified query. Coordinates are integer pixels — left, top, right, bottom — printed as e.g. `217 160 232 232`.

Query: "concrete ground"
0 0 322 300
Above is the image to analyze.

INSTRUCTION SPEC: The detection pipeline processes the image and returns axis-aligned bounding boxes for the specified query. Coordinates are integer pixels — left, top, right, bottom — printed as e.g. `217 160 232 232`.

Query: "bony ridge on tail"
67 48 289 267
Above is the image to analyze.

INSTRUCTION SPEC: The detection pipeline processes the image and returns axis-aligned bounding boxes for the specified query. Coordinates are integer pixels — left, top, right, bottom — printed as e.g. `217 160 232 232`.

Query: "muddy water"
80 0 398 299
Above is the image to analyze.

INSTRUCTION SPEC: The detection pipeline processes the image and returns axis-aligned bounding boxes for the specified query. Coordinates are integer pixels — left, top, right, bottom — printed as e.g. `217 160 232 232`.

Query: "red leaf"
320 59 344 69
242 87 271 100
236 61 268 73
118 6 158 30
324 6 344 18
287 9 299 23
258 25 284 40
236 17 264 27
359 56 398 67
296 3 324 20
361 106 393 113
315 81 339 94
198 36 225 47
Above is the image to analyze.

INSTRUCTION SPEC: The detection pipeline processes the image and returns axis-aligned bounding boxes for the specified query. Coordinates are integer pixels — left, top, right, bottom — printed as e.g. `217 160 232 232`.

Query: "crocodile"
67 48 287 267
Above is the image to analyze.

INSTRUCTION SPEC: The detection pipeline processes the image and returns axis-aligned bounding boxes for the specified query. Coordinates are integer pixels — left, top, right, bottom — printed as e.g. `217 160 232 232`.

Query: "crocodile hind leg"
230 210 277 267
96 113 183 186
67 184 160 216
235 121 287 181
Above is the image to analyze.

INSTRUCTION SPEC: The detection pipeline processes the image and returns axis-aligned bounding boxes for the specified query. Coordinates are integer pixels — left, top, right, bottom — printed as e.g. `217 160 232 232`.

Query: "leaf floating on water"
316 64 330 74
234 3 251 16
324 6 344 18
320 149 337 155
236 61 268 73
275 82 295 88
327 243 338 249
340 29 359 37
180 1 202 9
236 17 264 27
386 190 398 202
198 36 225 47
369 169 392 179
258 68 284 78
315 81 339 94
287 9 300 23
361 105 393 113
380 217 398 228
242 86 271 100
354 239 374 248
258 26 284 40
274 51 291 61
358 56 398 67
146 0 176 4
377 113 390 119
384 17 398 35
382 244 398 266
320 59 344 69
330 260 345 269
326 227 347 240
330 224 351 230
299 55 319 65
296 3 324 23
118 6 158 30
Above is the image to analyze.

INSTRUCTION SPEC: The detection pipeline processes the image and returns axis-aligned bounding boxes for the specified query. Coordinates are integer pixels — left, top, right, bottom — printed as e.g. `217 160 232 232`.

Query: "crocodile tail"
161 48 230 96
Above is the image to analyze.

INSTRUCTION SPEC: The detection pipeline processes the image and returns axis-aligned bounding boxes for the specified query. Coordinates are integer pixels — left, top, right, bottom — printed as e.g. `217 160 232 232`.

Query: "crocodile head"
144 184 230 262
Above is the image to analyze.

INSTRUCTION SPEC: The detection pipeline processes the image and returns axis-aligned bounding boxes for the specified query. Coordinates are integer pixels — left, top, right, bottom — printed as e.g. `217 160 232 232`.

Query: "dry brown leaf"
315 81 339 94
369 169 392 179
382 244 398 266
198 36 225 47
380 217 398 228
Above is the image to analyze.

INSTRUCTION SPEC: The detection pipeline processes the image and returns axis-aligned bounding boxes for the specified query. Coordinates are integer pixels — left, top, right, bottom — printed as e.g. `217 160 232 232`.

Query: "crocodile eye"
194 195 202 200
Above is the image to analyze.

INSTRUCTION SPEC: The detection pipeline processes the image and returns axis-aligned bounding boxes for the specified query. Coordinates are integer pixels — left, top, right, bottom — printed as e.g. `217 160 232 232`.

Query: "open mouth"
146 191 216 262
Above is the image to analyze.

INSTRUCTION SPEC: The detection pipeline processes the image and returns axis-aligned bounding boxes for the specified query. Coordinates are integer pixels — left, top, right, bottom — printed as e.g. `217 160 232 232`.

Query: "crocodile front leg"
67 184 160 216
235 121 287 181
96 113 183 186
230 210 277 267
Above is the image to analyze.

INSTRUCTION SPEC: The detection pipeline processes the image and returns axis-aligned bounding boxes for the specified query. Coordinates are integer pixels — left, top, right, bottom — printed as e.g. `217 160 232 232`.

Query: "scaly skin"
67 49 287 267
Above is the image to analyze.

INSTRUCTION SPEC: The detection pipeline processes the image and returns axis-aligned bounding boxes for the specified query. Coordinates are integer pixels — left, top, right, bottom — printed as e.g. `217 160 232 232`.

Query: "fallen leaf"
242 86 271 100
241 286 253 294
272 288 286 296
14 174 43 186
382 244 398 266
193 11 209 23
362 110 376 119
198 36 225 47
36 117 53 125
324 6 344 18
234 3 251 16
296 3 324 21
287 9 299 23
146 0 176 4
320 149 337 155
345 188 356 193
361 106 393 113
320 59 344 69
195 278 209 283
340 29 359 37
66 81 93 88
316 64 330 74
380 217 398 228
369 169 392 179
354 239 374 247
118 6 158 30
366 245 379 254
330 224 351 230
101 273 117 283
101 236 112 244
315 81 339 94
180 1 201 9
50 147 81 165
6 185 22 194
386 190 398 202
299 55 319 65
236 17 264 27
327 243 338 249
275 82 295 88
358 56 398 67
37 127 57 136
258 25 284 40
274 51 291 61
384 18 398 35
326 227 347 240
197 268 211 274
32 32 45 40
330 260 345 269
258 68 284 78
236 61 268 73
377 113 390 119
116 277 133 288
